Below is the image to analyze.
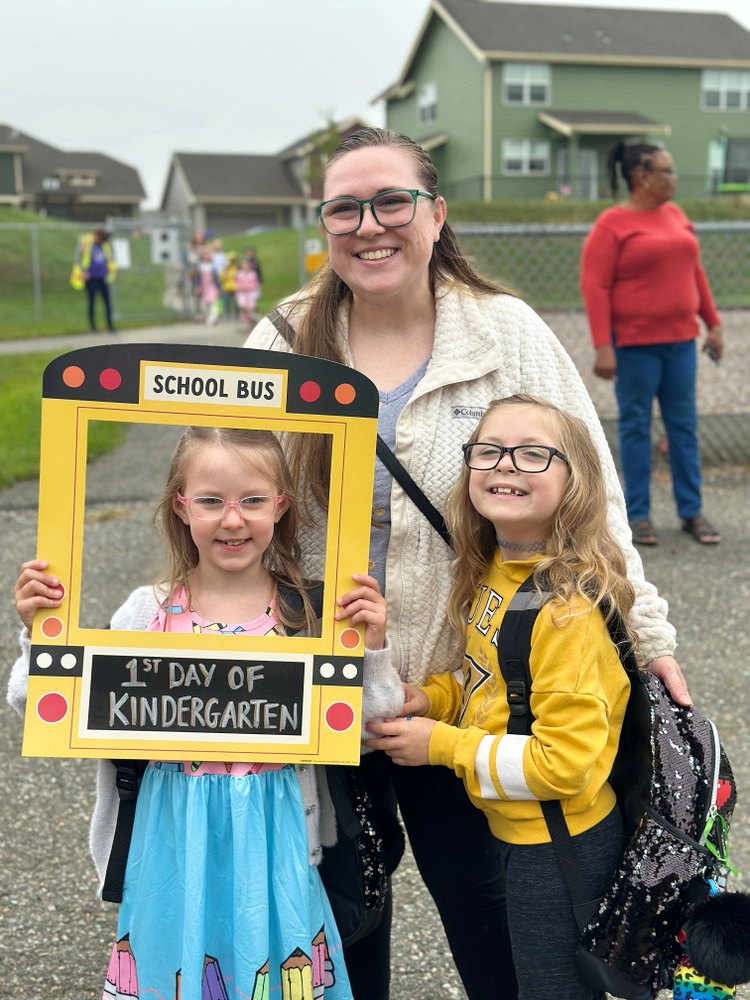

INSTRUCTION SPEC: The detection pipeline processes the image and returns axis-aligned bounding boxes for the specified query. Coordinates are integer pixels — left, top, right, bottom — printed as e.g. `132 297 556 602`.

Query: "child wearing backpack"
9 426 405 1000
366 394 635 1000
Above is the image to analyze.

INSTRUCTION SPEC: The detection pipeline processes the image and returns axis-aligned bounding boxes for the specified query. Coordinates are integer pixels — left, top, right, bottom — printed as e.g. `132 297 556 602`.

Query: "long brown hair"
445 395 637 649
154 426 319 635
276 127 512 508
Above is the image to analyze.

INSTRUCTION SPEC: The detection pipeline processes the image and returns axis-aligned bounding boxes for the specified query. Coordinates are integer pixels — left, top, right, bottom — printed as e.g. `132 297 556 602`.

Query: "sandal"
629 519 659 546
681 516 720 545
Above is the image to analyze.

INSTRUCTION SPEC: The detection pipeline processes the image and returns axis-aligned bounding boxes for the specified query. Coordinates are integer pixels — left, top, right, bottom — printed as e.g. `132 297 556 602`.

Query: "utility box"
150 228 181 265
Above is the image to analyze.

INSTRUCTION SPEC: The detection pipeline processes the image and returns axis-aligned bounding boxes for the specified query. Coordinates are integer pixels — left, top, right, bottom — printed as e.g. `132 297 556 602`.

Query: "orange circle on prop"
334 383 356 405
41 617 64 639
339 628 361 650
62 366 85 388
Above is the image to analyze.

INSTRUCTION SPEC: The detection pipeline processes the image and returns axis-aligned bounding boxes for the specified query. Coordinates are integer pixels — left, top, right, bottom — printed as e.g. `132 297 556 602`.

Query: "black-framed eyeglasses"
462 442 569 473
317 189 436 235
176 493 283 521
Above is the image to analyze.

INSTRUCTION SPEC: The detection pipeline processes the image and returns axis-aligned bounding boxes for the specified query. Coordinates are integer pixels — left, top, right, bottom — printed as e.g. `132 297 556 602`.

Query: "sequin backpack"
497 574 739 1000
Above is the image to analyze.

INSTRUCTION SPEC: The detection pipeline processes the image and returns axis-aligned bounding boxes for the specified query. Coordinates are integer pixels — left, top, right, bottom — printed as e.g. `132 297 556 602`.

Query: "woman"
245 127 689 1000
580 141 723 547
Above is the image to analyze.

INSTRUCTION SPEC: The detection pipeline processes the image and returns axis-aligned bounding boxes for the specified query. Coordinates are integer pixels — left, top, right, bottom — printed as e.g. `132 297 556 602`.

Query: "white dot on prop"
319 662 335 679
36 653 53 669
342 663 358 680
61 654 77 670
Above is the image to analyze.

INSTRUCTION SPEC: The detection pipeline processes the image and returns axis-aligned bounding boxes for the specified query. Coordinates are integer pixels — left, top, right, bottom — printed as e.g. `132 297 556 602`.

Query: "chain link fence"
0 218 190 338
2 218 748 342
452 221 750 363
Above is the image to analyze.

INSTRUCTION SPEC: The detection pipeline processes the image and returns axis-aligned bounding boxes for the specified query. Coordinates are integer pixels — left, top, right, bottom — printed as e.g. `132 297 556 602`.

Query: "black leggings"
343 753 516 1000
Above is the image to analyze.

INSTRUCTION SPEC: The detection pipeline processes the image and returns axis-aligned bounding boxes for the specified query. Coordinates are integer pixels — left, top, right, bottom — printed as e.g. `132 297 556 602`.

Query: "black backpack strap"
101 760 148 903
495 573 605 930
495 574 549 735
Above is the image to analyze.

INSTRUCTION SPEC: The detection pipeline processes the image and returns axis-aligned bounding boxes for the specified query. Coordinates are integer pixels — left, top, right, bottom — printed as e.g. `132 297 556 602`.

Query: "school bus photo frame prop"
23 343 379 765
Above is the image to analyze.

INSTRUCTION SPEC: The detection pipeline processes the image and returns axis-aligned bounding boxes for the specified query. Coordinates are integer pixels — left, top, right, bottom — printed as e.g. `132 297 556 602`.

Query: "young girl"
198 245 221 325
235 257 261 326
365 394 634 1000
10 426 404 1000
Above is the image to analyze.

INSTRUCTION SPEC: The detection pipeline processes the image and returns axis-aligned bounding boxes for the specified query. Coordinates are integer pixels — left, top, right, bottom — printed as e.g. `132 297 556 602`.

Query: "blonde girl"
11 427 404 1000
366 395 635 1000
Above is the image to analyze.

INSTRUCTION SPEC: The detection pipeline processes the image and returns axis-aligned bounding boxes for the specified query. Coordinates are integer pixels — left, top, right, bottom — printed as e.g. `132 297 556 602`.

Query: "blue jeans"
614 339 701 522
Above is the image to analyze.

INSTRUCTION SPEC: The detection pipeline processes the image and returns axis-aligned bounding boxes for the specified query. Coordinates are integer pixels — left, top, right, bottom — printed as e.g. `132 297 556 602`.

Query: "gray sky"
4 0 750 208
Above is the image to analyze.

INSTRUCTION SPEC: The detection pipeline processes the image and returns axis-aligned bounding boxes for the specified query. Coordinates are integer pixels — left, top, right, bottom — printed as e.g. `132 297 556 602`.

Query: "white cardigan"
245 284 676 683
8 586 405 892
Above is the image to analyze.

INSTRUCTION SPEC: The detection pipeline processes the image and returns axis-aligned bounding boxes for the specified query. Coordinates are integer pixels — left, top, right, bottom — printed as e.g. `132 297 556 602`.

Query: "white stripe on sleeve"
475 733 533 800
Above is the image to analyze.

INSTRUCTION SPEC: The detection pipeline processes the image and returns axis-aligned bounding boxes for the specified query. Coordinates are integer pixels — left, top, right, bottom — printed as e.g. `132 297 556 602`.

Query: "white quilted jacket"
245 285 676 683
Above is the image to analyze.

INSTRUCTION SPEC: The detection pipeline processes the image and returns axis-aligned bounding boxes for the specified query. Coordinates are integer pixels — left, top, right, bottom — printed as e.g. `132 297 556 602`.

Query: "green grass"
0 352 126 489
0 210 184 341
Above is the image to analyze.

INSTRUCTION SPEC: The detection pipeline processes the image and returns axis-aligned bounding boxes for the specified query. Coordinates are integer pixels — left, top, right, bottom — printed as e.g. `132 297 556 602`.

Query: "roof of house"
382 0 750 93
167 152 307 204
538 109 671 137
277 117 372 161
0 124 145 201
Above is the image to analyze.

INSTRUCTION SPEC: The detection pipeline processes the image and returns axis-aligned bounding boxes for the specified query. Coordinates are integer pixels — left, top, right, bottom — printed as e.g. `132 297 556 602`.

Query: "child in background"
219 251 239 320
197 246 220 325
10 426 404 1000
235 257 261 326
366 394 634 1000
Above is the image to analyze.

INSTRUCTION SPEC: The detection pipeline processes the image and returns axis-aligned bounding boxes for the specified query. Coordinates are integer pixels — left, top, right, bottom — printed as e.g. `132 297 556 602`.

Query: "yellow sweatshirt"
425 554 629 845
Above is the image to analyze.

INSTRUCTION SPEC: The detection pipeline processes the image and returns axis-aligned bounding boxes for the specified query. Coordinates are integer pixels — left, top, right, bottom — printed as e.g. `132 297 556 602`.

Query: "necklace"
496 537 547 553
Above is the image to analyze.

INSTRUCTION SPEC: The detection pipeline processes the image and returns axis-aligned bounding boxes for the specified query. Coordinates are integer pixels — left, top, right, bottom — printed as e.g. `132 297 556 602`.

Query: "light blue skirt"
102 763 352 1000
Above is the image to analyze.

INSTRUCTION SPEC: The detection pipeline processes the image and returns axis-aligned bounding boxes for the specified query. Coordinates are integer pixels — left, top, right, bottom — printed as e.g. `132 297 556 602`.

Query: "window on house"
417 82 438 126
701 70 750 111
503 64 550 106
502 140 550 176
725 139 750 184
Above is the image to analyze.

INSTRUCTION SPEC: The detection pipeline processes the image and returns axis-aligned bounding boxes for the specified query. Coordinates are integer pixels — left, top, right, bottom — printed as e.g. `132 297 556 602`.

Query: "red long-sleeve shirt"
580 203 720 349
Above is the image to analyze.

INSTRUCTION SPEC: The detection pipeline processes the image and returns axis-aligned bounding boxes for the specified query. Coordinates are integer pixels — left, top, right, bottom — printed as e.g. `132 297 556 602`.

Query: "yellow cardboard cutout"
23 344 379 765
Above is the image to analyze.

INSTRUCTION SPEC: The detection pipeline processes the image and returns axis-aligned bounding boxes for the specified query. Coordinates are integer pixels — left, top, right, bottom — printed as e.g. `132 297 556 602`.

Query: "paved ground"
1 317 749 998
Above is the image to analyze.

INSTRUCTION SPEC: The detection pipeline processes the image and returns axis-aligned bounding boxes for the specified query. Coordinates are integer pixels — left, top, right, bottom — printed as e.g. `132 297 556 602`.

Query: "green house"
379 0 750 199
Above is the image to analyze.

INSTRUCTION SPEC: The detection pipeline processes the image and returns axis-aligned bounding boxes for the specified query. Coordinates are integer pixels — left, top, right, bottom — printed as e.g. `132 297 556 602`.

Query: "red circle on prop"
41 617 64 639
299 381 321 403
37 692 69 724
62 366 85 388
326 702 356 733
340 628 360 650
335 383 356 405
100 368 122 390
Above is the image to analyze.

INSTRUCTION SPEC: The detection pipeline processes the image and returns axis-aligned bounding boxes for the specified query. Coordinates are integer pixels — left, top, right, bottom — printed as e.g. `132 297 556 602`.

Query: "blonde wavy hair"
154 426 320 636
445 395 637 649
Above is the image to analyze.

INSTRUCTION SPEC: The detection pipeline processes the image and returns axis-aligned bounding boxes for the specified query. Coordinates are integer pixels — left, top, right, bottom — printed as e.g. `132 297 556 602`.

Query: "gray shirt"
369 359 431 594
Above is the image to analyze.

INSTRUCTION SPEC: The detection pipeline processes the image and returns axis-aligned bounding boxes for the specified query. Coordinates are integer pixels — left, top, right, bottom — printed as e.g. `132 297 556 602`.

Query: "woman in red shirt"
580 141 723 546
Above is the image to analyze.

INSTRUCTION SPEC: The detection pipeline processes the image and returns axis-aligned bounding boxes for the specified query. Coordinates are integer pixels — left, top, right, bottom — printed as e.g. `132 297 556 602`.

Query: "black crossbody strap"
375 435 452 547
266 308 452 548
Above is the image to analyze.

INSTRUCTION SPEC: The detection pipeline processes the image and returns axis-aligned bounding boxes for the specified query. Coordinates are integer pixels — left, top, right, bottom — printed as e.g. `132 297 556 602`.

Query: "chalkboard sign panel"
83 650 309 738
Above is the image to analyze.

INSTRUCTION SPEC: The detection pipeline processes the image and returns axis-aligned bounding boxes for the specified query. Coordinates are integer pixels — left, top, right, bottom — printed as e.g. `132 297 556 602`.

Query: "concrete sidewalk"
1 317 749 998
